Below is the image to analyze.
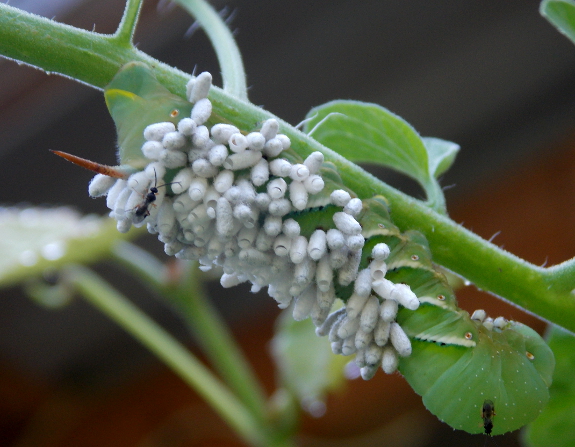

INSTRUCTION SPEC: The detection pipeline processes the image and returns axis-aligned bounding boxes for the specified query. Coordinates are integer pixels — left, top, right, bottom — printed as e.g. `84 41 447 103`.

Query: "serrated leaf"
523 326 575 447
0 206 141 287
421 137 460 178
540 0 575 45
271 308 348 410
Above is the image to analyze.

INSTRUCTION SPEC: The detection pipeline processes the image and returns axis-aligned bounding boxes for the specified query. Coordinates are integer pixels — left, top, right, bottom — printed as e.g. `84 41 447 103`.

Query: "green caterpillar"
99 62 555 435
295 173 554 434
271 136 554 435
105 62 193 168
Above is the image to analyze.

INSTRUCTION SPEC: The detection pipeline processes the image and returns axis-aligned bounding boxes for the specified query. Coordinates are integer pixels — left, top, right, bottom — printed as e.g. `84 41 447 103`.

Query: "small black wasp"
133 169 180 223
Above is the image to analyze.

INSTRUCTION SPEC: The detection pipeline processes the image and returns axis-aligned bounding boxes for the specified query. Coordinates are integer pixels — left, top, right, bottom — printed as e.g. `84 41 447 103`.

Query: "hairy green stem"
0 3 169 90
423 177 447 215
2 3 575 330
174 0 248 100
111 241 270 425
547 257 575 287
112 0 144 47
65 264 269 447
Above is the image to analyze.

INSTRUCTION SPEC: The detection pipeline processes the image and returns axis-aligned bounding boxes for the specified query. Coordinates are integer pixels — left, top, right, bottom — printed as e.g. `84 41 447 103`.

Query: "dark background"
1 1 575 446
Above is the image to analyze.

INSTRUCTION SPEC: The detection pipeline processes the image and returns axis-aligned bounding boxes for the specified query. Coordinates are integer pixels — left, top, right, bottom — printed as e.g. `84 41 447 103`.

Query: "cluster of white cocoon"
471 309 508 331
314 243 418 380
88 71 420 378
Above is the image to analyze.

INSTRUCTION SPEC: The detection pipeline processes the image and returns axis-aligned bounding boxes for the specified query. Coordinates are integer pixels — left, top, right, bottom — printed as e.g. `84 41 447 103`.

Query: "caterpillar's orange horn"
50 150 128 179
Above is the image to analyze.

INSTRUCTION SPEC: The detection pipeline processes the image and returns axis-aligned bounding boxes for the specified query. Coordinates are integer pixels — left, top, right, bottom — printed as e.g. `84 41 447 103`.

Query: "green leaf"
0 206 141 288
523 326 575 447
271 307 348 413
421 137 460 178
540 0 575 45
305 100 428 182
105 62 193 168
304 100 452 212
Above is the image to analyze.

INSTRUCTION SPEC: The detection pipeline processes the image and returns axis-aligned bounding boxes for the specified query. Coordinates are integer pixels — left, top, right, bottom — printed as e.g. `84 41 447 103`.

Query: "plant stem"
374 183 575 328
173 264 271 423
423 177 447 215
175 0 248 100
0 3 169 90
2 3 575 330
65 264 269 447
111 241 270 424
112 0 144 47
111 240 166 289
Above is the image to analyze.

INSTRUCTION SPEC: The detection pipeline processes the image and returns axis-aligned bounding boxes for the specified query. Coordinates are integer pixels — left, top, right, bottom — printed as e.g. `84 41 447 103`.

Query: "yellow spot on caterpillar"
526 351 535 360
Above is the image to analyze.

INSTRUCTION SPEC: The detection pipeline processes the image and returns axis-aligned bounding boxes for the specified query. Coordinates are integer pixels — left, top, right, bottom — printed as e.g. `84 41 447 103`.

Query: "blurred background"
1 0 575 446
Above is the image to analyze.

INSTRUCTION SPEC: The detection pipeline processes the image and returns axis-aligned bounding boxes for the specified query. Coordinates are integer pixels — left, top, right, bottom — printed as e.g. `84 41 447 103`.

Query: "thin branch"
111 240 166 289
65 264 268 447
175 0 248 100
175 264 270 424
422 176 447 215
111 242 270 423
112 0 144 47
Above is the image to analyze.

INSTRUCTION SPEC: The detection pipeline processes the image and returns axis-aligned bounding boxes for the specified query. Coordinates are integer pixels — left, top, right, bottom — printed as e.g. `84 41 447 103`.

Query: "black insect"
482 400 495 435
133 171 180 223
